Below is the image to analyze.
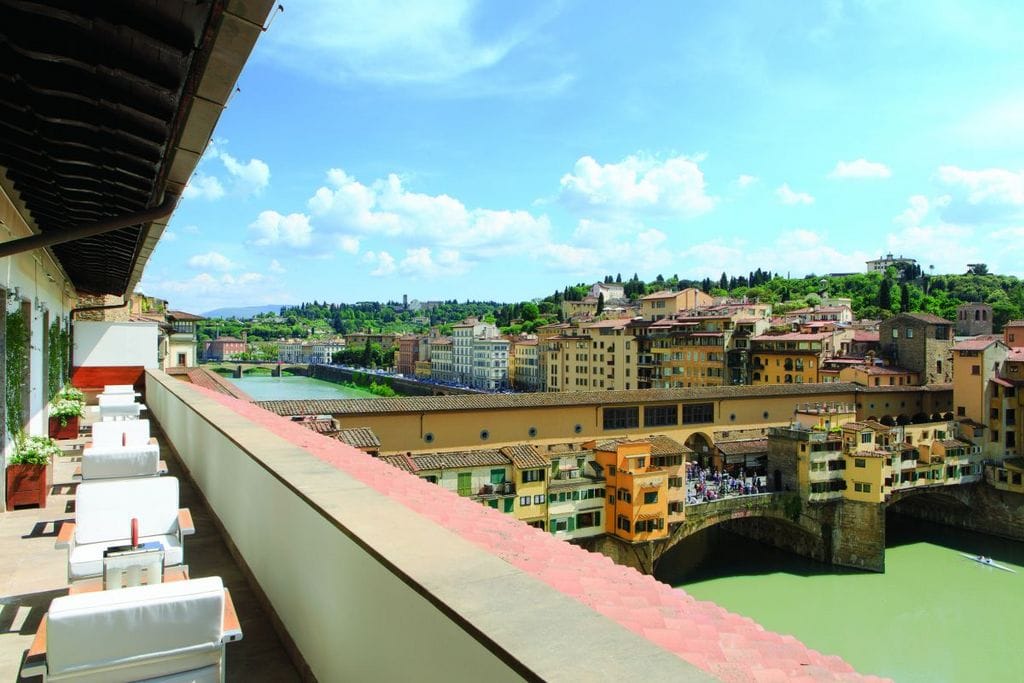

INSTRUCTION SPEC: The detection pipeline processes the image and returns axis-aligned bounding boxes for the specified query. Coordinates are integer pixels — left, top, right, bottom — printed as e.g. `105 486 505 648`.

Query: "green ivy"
47 317 70 402
6 304 29 439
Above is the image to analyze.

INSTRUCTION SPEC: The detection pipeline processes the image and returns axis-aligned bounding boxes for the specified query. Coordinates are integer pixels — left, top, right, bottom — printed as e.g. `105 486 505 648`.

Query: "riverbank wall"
309 365 485 397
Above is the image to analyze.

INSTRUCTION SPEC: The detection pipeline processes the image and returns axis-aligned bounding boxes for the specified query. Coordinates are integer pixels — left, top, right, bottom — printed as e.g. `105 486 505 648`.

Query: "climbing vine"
5 303 29 439
47 317 70 401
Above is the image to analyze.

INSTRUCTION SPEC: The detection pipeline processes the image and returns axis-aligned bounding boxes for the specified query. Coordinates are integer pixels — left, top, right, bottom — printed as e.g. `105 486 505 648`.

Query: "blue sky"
141 0 1024 313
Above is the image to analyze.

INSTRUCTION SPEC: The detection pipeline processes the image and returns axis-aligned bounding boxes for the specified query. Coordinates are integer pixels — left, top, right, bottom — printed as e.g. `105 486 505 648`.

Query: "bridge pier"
235 364 242 379
829 500 885 572
272 364 281 378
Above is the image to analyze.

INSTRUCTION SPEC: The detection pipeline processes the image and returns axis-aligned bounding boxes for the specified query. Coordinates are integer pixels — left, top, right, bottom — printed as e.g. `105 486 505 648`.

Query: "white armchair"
90 419 152 448
56 477 194 581
23 576 242 682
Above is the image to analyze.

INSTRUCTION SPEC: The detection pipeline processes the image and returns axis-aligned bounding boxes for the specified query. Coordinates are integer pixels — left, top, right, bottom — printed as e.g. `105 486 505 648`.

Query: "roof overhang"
0 0 276 296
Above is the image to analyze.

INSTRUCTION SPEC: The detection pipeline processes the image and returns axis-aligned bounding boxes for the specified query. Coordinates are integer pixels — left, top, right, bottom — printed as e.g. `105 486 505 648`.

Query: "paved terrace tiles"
0 432 299 682
195 384 887 682
257 382 862 416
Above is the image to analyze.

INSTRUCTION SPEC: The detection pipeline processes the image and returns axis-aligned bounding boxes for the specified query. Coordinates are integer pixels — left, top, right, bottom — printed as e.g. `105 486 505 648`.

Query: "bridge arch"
684 432 714 468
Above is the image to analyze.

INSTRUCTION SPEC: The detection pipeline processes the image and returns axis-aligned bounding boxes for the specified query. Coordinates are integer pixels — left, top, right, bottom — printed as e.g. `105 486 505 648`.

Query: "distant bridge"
204 362 309 378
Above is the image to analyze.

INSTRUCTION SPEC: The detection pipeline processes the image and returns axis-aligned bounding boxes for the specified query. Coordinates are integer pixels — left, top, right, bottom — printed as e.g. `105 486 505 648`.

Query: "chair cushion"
47 577 224 678
81 445 160 480
69 534 183 580
91 419 151 448
98 394 138 406
75 478 179 544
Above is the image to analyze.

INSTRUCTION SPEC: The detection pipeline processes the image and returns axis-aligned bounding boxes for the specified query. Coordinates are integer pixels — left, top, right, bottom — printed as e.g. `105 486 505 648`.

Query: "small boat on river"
961 553 1016 572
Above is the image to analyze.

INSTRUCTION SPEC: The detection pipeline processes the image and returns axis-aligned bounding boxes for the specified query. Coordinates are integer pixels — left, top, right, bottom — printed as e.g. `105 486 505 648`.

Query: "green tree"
878 278 893 311
900 283 910 312
520 302 539 321
596 292 605 314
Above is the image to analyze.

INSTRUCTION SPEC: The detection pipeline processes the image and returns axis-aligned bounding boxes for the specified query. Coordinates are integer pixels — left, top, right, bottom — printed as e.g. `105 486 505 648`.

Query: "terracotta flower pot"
48 415 79 440
5 463 48 509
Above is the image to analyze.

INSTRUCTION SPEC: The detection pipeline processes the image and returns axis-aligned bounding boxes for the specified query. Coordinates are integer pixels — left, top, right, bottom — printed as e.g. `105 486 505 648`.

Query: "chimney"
242 330 247 345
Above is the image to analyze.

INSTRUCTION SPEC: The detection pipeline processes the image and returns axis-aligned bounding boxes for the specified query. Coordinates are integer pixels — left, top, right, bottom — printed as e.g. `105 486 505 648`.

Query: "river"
659 514 1024 681
226 375 377 401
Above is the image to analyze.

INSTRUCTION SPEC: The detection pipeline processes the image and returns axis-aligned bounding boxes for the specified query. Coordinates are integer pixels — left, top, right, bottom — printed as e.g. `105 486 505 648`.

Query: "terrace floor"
0 415 300 682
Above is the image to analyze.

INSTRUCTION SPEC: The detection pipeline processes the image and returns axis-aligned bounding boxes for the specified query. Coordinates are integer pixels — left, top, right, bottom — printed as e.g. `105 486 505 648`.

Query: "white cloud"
363 251 396 276
308 168 551 259
220 151 270 195
187 251 235 271
269 259 286 274
248 210 314 248
185 142 269 200
736 174 759 188
828 158 892 180
139 271 291 313
888 195 981 273
776 183 814 205
935 165 1024 206
679 231 868 280
260 0 565 90
182 175 225 201
558 154 717 217
162 230 178 242
395 247 468 278
182 225 201 235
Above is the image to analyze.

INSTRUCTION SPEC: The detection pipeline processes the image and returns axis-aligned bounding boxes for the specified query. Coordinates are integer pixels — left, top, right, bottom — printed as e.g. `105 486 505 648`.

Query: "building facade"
956 303 993 336
879 313 954 384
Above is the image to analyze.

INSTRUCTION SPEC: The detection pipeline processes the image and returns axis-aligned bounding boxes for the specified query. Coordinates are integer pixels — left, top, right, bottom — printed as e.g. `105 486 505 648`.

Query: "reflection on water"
227 375 376 401
662 514 1024 682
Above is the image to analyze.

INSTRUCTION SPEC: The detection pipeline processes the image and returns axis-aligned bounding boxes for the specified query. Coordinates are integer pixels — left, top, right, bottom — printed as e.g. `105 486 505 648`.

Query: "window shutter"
568 517 575 531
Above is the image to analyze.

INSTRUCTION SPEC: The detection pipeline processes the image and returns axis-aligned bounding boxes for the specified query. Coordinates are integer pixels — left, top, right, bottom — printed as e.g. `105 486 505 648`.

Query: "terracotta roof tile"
411 449 510 470
649 434 692 456
953 337 1004 351
335 427 380 448
499 444 548 469
716 438 769 456
300 418 336 434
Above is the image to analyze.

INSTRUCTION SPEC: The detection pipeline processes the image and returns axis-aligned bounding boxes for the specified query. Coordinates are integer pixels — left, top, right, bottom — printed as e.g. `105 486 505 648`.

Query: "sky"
140 0 1024 314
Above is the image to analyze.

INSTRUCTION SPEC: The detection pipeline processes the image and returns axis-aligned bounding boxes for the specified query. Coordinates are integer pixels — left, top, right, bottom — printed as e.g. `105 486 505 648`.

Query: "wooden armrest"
178 508 195 536
222 588 243 643
55 521 75 549
22 614 47 677
157 460 168 474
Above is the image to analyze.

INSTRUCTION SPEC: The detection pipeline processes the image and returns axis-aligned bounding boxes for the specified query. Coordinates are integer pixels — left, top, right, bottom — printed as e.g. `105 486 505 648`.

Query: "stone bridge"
586 482 1020 577
206 362 309 378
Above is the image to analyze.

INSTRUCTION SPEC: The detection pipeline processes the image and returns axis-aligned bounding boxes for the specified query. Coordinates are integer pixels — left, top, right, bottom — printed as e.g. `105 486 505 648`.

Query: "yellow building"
838 364 920 388
752 331 846 385
640 288 713 321
501 444 550 529
645 316 729 388
544 319 638 392
952 337 1010 458
841 421 891 503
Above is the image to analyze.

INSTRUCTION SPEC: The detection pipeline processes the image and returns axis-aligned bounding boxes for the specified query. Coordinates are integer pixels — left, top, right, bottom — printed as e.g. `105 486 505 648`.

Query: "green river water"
227 375 377 401
660 515 1024 682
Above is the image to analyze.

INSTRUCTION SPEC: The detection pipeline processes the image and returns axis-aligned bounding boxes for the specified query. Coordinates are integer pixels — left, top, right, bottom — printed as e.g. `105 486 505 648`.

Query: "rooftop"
255 382 862 417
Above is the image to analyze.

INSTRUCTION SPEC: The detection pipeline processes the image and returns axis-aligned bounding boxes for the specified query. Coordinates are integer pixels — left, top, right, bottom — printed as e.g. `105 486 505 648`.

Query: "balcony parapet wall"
144 370 712 682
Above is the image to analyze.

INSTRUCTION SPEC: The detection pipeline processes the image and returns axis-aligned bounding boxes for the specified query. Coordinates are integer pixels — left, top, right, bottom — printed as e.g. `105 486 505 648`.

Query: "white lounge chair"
56 477 194 581
90 419 152 448
76 446 166 481
23 576 242 682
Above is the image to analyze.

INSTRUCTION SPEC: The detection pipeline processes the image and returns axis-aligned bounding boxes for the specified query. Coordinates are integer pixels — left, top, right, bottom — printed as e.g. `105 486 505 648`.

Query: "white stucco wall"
73 321 158 368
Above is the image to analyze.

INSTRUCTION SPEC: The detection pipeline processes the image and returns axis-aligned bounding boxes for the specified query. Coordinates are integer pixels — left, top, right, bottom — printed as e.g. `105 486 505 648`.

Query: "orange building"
590 439 671 543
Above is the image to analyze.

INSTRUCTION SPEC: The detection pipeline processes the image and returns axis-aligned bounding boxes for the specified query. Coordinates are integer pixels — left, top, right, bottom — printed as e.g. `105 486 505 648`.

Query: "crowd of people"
686 463 768 504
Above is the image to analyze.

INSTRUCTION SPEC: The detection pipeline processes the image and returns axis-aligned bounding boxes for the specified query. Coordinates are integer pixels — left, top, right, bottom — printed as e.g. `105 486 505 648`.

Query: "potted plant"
5 434 59 509
49 395 85 440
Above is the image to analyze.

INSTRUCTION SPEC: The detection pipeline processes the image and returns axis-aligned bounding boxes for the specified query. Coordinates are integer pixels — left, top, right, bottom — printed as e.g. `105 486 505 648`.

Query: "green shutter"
457 472 472 496
568 517 575 531
572 490 580 500
503 498 514 513
551 521 558 535
595 511 601 526
490 469 505 485
488 499 498 509
548 493 555 503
